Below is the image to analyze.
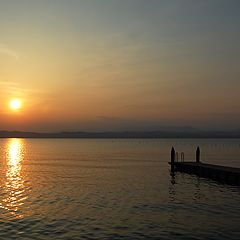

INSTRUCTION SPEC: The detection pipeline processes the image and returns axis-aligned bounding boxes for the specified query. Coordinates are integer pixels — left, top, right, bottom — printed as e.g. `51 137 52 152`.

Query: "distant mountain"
0 130 240 138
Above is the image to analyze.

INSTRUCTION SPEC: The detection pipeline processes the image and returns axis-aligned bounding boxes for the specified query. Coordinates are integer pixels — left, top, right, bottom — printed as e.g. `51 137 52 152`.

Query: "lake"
0 138 239 239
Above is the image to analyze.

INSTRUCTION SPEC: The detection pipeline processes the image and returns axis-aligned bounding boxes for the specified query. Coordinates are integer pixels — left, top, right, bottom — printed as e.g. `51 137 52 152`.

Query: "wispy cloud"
0 81 20 92
0 43 19 60
0 81 19 86
0 82 48 98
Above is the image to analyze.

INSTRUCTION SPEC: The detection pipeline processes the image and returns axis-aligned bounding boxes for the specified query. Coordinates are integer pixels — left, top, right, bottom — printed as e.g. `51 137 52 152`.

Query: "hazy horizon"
1 0 240 132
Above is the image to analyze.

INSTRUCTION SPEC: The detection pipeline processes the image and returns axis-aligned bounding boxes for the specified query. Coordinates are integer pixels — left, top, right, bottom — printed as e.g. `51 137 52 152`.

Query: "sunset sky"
0 0 240 132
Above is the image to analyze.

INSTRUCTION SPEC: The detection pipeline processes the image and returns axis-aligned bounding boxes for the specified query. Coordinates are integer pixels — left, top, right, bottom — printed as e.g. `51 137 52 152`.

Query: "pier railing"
175 152 185 162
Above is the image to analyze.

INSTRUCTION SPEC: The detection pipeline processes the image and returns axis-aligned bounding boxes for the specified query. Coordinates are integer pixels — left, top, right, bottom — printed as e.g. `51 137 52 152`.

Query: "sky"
0 0 240 132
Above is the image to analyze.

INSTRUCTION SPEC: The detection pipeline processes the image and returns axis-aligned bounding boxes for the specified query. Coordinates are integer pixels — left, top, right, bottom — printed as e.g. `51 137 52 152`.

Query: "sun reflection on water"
7 139 23 176
0 139 27 218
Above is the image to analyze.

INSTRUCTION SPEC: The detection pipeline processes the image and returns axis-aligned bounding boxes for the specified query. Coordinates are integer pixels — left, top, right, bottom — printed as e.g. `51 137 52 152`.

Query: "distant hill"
0 130 240 138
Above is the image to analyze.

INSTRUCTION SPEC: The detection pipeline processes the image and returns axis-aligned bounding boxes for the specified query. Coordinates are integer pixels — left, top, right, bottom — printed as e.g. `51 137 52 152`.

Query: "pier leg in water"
171 147 175 172
196 146 200 163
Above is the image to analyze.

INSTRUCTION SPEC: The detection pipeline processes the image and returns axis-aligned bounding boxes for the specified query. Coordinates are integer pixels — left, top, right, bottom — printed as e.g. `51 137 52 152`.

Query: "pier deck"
169 161 240 185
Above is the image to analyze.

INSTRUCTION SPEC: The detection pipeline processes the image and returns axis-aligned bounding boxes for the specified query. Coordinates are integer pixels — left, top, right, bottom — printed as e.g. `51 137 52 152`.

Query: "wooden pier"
169 147 240 186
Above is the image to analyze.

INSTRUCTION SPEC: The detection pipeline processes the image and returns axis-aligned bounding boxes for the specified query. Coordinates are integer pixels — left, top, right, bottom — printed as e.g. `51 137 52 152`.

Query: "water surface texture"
0 139 239 239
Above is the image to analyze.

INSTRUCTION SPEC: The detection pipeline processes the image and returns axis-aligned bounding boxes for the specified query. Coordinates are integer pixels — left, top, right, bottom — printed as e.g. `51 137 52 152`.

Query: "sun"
9 99 22 111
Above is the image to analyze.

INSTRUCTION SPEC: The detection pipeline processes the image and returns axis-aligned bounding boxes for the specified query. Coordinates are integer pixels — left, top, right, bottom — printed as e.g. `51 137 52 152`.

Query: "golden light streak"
0 139 27 218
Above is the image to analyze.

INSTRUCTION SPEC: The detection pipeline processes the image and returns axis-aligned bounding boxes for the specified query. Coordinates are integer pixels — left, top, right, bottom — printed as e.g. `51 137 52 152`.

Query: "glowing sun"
9 99 22 111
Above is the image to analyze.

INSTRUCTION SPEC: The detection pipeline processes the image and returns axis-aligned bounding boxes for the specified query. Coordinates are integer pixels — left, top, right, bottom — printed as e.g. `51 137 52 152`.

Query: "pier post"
196 146 200 163
171 147 175 171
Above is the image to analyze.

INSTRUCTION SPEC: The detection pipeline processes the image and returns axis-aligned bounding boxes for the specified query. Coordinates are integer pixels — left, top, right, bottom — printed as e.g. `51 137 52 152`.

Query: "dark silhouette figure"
171 147 175 172
196 146 200 163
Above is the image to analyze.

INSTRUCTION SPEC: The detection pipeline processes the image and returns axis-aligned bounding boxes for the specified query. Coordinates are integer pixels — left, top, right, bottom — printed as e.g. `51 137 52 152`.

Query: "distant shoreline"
1 131 240 139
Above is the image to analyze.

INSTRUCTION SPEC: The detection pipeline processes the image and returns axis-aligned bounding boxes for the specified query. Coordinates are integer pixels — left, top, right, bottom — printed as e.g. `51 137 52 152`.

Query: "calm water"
0 138 239 239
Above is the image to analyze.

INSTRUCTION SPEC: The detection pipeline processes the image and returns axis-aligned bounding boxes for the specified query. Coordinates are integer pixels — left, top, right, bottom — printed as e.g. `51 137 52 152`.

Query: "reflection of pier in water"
0 139 28 217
